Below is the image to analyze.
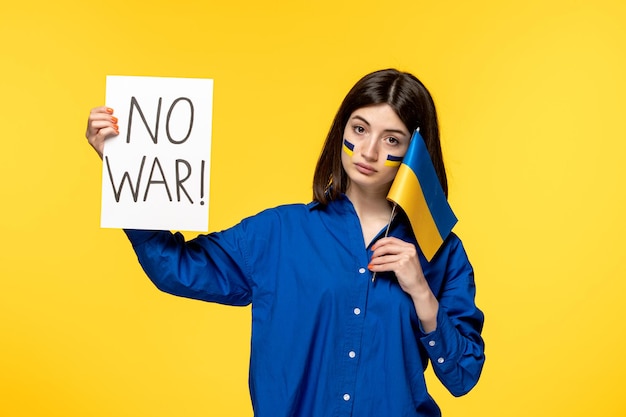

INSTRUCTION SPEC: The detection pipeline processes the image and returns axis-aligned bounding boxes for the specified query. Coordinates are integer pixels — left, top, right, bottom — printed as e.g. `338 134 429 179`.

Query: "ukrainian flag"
385 154 403 167
343 138 354 156
387 130 457 261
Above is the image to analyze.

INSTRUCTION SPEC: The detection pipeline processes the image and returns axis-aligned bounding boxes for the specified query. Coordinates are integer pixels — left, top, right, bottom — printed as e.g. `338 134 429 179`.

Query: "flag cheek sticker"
343 138 355 156
385 154 403 167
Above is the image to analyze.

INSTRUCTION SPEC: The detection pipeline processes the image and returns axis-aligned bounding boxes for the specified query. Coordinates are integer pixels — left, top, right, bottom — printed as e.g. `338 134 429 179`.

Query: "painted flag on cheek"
343 138 354 156
386 130 457 261
384 154 403 167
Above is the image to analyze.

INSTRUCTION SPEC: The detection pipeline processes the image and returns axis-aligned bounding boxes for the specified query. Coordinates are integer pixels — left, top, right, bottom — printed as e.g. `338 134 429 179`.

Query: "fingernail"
113 124 119 131
106 107 114 114
111 116 118 123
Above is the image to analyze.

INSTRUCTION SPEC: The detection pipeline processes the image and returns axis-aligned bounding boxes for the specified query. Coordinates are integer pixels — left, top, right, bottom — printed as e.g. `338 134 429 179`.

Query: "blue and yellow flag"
387 130 457 261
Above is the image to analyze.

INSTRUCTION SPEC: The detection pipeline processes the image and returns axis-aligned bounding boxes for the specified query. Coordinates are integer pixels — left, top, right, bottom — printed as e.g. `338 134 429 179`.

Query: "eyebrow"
350 115 409 137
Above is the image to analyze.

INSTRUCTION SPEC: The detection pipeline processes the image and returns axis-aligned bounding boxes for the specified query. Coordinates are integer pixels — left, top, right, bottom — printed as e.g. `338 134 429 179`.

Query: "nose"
360 137 379 161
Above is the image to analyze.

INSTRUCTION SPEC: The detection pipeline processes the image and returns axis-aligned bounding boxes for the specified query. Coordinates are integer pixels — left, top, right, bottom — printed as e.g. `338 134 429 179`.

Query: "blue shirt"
124 195 485 417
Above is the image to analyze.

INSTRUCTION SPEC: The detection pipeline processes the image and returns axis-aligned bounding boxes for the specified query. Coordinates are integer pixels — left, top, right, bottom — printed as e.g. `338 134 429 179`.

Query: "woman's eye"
353 125 365 134
385 136 399 145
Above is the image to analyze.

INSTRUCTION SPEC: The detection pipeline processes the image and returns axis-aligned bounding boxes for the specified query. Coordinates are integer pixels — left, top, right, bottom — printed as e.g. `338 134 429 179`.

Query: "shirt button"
343 393 351 401
428 340 436 347
353 308 361 315
358 267 366 274
348 351 356 358
437 357 445 364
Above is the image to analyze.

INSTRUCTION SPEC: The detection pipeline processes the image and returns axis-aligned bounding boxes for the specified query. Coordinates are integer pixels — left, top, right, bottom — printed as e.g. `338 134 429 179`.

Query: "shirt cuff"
419 307 460 374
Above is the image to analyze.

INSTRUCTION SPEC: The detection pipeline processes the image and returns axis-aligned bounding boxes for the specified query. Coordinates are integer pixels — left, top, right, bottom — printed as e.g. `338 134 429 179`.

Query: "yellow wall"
2 0 625 416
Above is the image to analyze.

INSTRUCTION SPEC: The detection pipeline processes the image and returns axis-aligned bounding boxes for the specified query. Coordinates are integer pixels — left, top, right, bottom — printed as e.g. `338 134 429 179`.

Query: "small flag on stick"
387 129 457 261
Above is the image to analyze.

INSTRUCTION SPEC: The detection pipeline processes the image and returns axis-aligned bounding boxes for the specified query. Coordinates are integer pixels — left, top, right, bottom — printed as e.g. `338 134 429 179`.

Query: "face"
341 103 411 197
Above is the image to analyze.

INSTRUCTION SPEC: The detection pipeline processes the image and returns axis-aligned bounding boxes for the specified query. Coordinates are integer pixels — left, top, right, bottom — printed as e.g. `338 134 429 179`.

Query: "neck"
345 184 393 221
345 184 395 246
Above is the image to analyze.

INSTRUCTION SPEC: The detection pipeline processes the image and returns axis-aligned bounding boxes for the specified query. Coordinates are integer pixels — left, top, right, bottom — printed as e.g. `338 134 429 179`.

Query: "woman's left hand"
368 237 427 294
369 237 439 332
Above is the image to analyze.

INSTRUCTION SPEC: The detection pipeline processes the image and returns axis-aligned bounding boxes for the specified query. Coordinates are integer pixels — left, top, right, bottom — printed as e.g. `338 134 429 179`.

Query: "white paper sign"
101 76 213 231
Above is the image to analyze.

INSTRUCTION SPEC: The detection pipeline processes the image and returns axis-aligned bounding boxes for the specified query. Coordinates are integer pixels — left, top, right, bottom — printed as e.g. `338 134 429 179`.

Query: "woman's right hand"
85 106 119 159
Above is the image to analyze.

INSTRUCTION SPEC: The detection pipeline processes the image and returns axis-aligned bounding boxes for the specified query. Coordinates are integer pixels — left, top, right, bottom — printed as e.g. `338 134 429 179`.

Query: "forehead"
347 103 409 134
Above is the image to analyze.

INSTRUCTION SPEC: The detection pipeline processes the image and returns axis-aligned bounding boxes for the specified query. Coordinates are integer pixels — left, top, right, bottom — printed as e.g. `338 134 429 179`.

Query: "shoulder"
235 202 317 231
444 232 464 251
425 232 472 275
436 232 470 264
249 202 315 220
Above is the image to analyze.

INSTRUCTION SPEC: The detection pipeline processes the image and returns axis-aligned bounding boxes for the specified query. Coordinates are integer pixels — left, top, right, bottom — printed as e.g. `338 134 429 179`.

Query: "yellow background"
1 0 625 416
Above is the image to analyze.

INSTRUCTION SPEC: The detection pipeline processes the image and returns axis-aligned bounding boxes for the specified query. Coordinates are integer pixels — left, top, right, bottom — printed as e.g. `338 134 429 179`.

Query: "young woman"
86 68 485 417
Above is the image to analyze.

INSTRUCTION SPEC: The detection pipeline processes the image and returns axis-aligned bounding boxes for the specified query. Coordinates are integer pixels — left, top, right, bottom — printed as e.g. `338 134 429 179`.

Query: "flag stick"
372 203 397 282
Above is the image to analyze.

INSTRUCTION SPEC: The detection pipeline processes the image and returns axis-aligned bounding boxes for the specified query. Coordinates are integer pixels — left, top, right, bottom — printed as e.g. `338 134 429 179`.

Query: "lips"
355 162 377 175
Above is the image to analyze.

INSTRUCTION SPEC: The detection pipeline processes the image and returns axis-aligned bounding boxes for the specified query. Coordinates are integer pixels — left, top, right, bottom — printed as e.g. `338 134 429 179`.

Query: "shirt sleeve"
419 237 485 396
124 227 254 306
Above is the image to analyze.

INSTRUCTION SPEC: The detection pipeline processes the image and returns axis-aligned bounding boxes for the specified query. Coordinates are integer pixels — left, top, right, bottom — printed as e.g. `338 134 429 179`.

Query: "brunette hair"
312 68 447 204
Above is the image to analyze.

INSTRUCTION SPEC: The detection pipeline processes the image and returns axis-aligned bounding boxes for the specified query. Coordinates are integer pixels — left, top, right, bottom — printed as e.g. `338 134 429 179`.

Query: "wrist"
410 289 439 333
408 280 433 301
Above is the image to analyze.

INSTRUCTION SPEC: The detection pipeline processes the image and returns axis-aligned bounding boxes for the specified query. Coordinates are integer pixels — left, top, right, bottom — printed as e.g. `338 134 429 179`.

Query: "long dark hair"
312 69 447 204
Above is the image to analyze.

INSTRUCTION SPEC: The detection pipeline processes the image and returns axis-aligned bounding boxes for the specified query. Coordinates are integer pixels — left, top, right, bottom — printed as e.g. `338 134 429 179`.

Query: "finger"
370 249 404 263
87 105 116 124
371 243 407 258
90 106 114 116
89 125 119 143
86 116 119 139
88 119 116 131
370 240 391 254
368 254 403 272
370 237 390 251
369 242 417 268
370 236 410 251
87 106 116 122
